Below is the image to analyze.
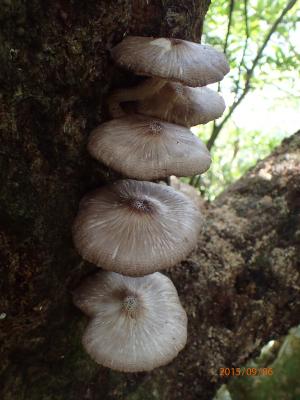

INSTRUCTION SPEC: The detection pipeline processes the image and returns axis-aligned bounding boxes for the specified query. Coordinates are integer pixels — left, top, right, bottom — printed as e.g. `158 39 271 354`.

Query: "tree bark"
0 1 211 399
1 1 299 400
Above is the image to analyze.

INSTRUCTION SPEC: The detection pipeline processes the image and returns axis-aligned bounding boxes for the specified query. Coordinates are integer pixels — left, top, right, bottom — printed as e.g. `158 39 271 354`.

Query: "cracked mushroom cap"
74 271 187 372
136 82 226 127
72 179 202 276
88 115 211 180
111 36 229 87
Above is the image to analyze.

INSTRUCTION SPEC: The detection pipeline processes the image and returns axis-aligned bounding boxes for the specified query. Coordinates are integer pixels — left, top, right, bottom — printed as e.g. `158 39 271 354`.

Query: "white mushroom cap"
74 271 187 372
88 115 211 180
72 180 202 276
136 82 226 127
111 36 229 87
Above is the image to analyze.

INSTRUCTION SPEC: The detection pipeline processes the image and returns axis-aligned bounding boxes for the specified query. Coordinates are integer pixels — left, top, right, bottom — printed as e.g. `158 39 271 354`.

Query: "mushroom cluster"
73 36 229 372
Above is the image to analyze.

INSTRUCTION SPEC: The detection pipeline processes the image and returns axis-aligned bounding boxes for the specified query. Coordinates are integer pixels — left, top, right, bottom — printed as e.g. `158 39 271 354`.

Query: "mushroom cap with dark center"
72 179 202 276
73 271 187 372
111 36 230 87
136 82 226 127
88 115 211 180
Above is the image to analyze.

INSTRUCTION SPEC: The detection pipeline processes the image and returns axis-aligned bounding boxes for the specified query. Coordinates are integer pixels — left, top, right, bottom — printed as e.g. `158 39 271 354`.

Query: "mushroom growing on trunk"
88 115 211 180
73 34 229 372
135 82 226 128
108 36 229 119
72 179 202 276
73 271 187 372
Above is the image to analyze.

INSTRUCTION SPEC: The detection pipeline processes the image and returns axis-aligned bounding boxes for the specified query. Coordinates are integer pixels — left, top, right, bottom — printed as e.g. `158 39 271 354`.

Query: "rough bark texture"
1 1 211 399
1 1 300 400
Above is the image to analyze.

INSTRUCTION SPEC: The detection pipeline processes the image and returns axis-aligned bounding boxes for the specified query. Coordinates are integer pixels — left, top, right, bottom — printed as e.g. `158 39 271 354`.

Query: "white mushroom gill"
109 36 229 118
72 180 202 276
88 115 211 180
137 83 226 127
111 36 229 87
149 38 172 52
74 271 187 372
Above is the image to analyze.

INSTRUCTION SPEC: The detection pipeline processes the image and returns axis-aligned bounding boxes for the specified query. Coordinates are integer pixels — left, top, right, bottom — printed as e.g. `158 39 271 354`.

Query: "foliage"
191 124 286 200
190 0 300 200
214 325 300 400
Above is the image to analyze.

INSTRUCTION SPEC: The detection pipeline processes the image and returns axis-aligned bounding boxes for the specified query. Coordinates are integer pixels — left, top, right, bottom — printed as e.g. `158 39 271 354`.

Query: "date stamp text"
219 367 273 377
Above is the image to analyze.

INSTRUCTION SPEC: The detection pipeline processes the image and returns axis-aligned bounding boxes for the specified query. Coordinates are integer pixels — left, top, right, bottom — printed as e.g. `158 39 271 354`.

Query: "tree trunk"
1 1 211 399
1 1 299 400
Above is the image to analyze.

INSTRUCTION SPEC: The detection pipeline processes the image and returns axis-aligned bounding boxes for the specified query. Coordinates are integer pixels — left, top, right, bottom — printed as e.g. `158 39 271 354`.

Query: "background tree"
190 0 300 199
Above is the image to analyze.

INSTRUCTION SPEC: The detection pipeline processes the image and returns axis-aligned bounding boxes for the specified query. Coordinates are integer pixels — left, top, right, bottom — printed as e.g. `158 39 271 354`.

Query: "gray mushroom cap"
111 36 230 87
136 82 226 127
74 271 187 372
88 115 211 180
72 179 202 276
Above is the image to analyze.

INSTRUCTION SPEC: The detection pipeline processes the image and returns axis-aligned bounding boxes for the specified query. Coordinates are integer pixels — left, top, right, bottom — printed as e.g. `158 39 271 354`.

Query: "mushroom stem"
108 77 167 118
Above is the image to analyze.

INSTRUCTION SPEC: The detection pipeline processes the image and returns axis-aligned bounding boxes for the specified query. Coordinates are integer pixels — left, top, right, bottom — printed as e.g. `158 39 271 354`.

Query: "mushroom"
72 179 202 276
72 35 230 373
112 36 229 87
88 114 211 180
135 82 226 127
108 36 229 117
73 271 187 372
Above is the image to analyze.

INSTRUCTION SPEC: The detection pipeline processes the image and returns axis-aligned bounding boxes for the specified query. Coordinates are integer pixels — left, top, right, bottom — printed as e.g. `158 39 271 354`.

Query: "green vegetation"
214 325 300 400
190 0 300 200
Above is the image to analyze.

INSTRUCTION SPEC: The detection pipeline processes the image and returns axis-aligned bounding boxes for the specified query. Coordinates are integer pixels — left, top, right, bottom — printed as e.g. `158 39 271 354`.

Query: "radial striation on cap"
74 271 187 372
88 115 211 180
136 82 226 127
72 179 202 276
111 36 230 87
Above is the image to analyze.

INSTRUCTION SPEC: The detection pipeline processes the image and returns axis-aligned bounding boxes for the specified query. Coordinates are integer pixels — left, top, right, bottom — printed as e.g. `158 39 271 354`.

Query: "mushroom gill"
135 82 226 128
74 271 187 372
88 115 211 180
111 36 229 87
108 36 229 118
72 179 202 276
